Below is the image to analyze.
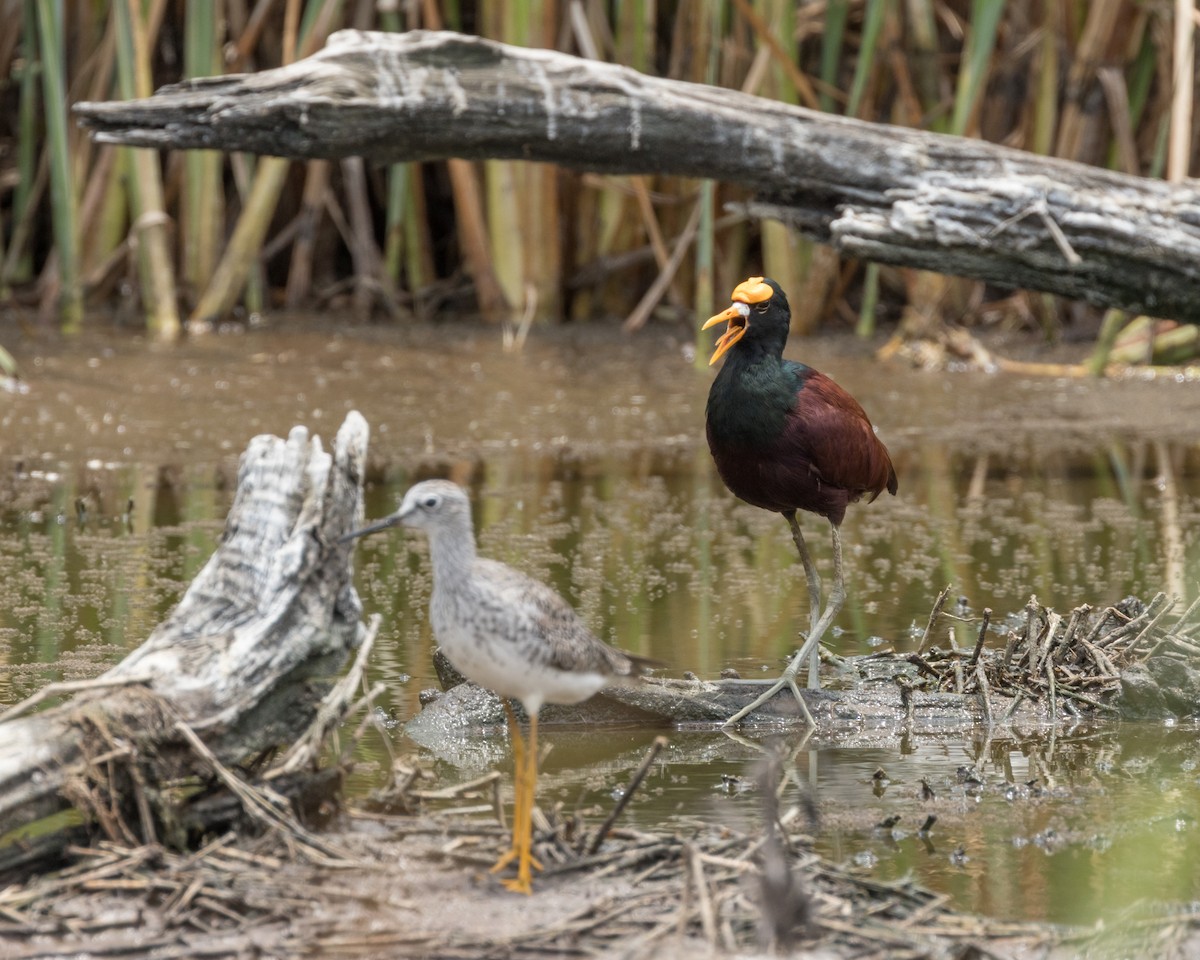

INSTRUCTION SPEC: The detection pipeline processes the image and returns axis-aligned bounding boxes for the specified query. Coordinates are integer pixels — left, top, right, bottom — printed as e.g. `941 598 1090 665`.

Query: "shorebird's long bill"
338 514 402 544
702 305 748 366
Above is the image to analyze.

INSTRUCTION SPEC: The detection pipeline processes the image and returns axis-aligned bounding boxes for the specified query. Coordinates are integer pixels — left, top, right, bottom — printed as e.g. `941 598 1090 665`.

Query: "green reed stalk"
950 0 1004 135
616 0 653 69
1134 16 1169 181
758 0 801 313
383 162 407 286
414 0 505 322
379 2 410 289
1031 1 1059 155
485 0 560 325
819 0 848 113
856 263 880 338
845 0 889 118
1148 115 1171 181
833 0 889 337
695 180 716 371
35 0 83 332
1126 25 1157 128
8 0 40 286
191 156 289 327
192 0 341 326
183 0 223 296
904 0 940 121
694 1 721 370
1085 309 1129 376
114 0 181 339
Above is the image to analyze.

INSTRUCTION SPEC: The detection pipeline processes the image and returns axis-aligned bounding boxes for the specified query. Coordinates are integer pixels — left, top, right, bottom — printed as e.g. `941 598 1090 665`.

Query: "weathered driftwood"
74 29 1200 322
410 668 1062 751
0 413 368 881
410 591 1199 745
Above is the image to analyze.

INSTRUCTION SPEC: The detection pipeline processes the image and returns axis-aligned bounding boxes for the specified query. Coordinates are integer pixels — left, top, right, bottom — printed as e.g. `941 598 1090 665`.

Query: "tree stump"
0 413 368 882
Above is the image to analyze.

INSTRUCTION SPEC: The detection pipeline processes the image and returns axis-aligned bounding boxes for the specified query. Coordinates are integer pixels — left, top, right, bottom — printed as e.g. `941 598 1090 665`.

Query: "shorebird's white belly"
433 616 608 713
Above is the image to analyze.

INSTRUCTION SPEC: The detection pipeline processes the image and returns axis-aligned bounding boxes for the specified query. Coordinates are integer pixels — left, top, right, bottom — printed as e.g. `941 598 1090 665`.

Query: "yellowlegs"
342 479 646 893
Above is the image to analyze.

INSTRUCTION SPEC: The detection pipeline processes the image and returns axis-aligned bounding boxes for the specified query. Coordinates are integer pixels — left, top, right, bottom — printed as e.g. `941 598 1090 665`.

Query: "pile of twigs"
0 836 372 958
885 590 1200 724
0 801 1032 960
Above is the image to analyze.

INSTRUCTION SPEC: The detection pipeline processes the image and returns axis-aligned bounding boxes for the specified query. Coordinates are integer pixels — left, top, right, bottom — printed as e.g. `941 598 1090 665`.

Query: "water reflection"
1 396 1199 925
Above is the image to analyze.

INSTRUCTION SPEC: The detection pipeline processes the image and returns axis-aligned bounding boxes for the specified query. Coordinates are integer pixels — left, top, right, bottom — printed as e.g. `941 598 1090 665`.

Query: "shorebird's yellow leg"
502 711 540 894
491 701 525 872
491 702 543 888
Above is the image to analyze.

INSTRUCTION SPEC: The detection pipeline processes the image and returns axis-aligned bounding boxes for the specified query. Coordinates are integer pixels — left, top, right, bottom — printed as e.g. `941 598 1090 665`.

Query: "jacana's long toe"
722 642 819 727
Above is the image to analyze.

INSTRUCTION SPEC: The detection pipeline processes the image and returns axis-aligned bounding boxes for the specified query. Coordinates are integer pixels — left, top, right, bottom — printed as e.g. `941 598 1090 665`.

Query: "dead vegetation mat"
3 789 1197 960
845 588 1200 726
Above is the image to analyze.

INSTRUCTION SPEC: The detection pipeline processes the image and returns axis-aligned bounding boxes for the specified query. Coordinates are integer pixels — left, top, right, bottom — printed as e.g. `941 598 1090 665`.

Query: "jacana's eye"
754 302 770 314
422 496 439 508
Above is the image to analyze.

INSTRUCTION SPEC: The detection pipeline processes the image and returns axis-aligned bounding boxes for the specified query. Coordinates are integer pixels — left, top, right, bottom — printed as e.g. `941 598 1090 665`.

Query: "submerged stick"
587 735 669 856
279 614 382 773
974 662 993 729
967 608 992 668
917 586 952 655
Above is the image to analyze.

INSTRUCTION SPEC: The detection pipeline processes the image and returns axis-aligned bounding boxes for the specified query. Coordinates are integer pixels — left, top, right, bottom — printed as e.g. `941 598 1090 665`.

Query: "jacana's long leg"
801 524 845 680
723 522 845 726
785 512 825 689
785 511 823 638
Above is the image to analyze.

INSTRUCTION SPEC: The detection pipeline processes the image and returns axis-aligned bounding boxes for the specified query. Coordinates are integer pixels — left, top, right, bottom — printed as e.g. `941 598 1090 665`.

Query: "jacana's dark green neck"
707 345 804 449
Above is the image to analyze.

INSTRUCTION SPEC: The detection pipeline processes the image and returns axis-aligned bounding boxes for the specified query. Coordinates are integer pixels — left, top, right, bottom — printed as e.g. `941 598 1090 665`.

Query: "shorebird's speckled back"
395 479 639 714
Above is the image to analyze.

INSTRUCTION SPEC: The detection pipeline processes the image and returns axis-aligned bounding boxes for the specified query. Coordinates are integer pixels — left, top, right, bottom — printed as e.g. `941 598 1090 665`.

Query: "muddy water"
2 319 1199 925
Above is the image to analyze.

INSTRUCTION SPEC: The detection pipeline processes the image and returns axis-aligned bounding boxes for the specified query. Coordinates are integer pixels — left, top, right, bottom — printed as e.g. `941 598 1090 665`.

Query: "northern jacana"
341 480 647 893
702 277 897 725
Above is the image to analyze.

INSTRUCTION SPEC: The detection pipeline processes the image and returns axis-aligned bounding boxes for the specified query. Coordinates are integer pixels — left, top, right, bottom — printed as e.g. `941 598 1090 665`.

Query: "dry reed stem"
1170 0 1196 181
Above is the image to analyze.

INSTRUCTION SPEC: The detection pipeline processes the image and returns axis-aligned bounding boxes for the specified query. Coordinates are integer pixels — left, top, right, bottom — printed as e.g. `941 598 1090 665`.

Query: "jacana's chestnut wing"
773 369 897 517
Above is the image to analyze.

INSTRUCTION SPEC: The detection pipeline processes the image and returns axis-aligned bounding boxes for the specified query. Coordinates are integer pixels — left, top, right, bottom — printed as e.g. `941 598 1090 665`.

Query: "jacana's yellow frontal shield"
729 276 772 305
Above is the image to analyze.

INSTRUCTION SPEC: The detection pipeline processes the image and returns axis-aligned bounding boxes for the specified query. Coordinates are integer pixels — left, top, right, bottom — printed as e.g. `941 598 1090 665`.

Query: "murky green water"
2 321 1199 924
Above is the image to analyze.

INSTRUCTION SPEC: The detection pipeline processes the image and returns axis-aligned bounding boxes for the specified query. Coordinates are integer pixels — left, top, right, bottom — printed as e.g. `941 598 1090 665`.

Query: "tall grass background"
0 1 1193 349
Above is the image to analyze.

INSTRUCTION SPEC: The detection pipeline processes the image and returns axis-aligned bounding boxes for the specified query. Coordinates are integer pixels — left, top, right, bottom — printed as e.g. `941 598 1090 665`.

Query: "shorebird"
703 277 897 724
342 479 647 894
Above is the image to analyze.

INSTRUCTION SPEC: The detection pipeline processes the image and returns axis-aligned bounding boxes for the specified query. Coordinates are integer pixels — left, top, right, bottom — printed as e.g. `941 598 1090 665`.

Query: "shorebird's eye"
422 495 439 509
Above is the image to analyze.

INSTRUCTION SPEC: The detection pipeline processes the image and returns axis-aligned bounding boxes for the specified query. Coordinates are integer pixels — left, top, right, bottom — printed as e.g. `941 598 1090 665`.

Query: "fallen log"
0 413 369 883
74 29 1200 323
410 591 1200 742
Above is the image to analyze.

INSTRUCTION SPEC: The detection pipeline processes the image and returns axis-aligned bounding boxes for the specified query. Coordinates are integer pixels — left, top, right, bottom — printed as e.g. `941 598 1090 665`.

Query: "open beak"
702 304 749 366
338 513 403 544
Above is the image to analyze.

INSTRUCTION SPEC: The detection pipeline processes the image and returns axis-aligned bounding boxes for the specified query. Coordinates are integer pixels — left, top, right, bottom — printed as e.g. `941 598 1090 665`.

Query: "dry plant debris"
3 792 1197 960
858 590 1200 724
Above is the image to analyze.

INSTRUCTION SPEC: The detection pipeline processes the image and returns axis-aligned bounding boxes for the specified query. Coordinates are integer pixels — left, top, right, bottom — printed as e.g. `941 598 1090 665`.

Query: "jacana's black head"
702 277 791 365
